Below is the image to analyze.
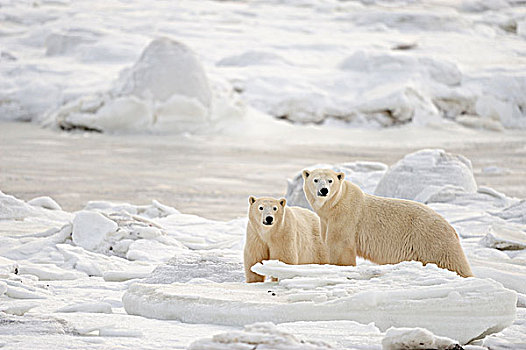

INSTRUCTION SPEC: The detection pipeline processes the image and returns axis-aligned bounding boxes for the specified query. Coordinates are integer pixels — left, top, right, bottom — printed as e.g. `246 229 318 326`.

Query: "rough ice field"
1 0 525 132
2 149 525 349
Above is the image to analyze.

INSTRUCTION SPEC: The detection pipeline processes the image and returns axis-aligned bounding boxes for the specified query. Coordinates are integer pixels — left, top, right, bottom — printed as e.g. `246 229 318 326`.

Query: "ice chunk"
0 191 40 220
382 328 461 350
27 196 62 211
18 262 86 280
115 37 211 106
382 327 459 350
142 251 244 284
188 322 334 350
479 224 526 250
47 37 241 134
375 149 477 201
123 261 516 344
0 256 18 277
71 211 118 251
102 269 152 282
491 200 526 224
56 302 113 314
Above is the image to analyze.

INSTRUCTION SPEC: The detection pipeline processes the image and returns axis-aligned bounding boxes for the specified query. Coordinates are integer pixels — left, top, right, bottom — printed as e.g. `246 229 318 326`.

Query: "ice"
1 146 526 348
0 190 41 220
143 251 244 285
491 200 526 224
102 269 152 282
46 37 243 133
278 320 383 350
18 263 85 281
188 322 334 350
2 1 526 131
123 260 516 345
482 308 526 350
382 327 459 350
375 149 477 201
56 301 113 314
480 225 526 250
72 211 118 252
27 196 62 211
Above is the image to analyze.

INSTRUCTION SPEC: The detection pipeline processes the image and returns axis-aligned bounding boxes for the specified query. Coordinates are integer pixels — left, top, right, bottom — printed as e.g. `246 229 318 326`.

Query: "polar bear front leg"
327 226 357 266
244 236 269 283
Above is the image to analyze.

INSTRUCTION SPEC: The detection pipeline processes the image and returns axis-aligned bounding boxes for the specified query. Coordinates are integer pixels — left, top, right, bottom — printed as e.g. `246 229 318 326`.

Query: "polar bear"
244 196 328 283
302 169 473 277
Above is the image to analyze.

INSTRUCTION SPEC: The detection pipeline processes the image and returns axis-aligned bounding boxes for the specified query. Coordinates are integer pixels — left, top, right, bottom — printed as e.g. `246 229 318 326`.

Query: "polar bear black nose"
320 188 328 196
265 216 273 224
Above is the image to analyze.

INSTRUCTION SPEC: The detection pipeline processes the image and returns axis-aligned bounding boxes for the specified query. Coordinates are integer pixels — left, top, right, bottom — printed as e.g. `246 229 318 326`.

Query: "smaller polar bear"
244 196 328 283
302 169 473 277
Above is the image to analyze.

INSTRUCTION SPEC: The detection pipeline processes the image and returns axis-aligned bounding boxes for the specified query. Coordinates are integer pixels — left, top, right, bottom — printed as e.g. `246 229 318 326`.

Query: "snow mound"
491 200 526 224
0 190 40 220
56 301 113 314
84 199 179 218
115 38 211 106
122 260 517 345
188 322 334 350
374 149 477 202
382 327 460 350
27 196 62 211
143 251 244 284
340 51 462 87
72 211 118 252
48 38 243 133
479 224 526 250
286 161 388 209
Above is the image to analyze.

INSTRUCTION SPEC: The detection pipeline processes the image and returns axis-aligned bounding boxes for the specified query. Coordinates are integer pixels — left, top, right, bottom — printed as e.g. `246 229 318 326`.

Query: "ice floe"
1 1 526 131
123 260 516 345
46 37 244 133
188 322 334 350
374 149 477 201
1 148 526 348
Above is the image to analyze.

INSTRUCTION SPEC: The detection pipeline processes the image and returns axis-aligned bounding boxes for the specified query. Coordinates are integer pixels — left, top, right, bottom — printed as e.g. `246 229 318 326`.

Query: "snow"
56 301 113 314
71 211 118 252
27 196 62 211
382 327 459 350
123 260 516 345
0 149 526 348
46 37 243 133
188 322 334 350
1 0 526 131
480 225 526 250
375 149 477 201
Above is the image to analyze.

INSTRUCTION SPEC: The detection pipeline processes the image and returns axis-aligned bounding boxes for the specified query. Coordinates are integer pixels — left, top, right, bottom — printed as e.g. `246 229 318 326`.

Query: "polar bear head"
302 169 345 207
248 196 287 228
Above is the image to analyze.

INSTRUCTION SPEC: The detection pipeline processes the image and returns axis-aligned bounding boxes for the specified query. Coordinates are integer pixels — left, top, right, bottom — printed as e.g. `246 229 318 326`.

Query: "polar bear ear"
249 196 256 205
279 198 287 207
336 172 345 181
302 170 310 179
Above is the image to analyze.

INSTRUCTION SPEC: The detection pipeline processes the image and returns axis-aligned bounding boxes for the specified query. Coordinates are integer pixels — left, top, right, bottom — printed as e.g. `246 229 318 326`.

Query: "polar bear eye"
258 206 263 211
313 179 318 183
273 206 278 211
328 179 333 184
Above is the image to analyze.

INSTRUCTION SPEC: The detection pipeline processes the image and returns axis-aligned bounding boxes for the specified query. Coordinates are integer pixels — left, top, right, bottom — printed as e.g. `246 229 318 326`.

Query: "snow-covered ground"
1 149 526 349
1 0 526 132
2 0 526 349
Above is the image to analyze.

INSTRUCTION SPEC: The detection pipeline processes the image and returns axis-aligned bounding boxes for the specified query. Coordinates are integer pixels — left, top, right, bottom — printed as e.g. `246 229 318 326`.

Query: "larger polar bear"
302 169 473 277
244 196 328 283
